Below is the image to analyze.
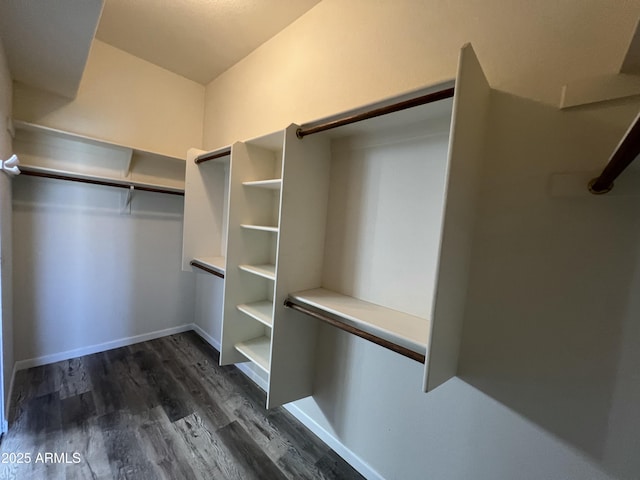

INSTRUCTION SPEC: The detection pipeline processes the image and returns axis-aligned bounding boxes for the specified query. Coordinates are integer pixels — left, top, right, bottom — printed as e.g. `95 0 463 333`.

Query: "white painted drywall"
200 1 640 478
193 272 224 345
12 176 195 365
13 40 204 159
0 37 14 426
203 0 640 149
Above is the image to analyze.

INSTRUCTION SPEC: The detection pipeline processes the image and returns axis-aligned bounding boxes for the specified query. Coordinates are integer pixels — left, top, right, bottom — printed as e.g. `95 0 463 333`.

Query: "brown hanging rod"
19 167 184 196
283 298 425 364
296 86 455 139
589 111 640 194
195 147 232 164
190 260 225 279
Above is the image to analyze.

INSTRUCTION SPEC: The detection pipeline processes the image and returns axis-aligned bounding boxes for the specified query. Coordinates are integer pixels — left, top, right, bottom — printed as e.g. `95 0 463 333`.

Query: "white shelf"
235 336 271 374
13 120 184 162
240 224 279 233
242 179 282 189
18 165 185 195
192 256 225 275
289 288 430 356
237 301 274 327
238 264 276 280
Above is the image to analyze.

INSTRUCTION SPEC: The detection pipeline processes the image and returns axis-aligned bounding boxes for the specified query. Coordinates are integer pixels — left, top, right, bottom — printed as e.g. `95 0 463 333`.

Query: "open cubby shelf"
237 301 274 327
238 264 276 280
234 336 271 374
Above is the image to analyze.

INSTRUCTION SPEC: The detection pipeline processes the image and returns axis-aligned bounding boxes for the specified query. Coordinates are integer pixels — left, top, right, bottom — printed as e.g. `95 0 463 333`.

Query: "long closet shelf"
286 288 429 362
191 256 225 278
242 179 282 189
19 165 185 196
238 264 276 280
240 224 279 233
235 336 271 374
14 120 184 162
237 301 274 327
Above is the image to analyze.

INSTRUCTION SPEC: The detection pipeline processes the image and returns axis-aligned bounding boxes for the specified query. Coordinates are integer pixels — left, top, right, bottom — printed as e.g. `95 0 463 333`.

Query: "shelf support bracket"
122 185 134 215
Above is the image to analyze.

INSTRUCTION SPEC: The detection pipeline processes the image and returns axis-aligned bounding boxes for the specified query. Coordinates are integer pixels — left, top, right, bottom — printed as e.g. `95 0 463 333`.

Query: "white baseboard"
3 363 16 431
285 403 383 480
234 363 269 391
190 324 269 391
190 323 221 351
13 324 194 371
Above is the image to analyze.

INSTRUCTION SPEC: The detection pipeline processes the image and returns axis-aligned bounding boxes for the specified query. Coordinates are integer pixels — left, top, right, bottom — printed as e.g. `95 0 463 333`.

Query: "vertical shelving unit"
220 131 284 377
220 127 331 407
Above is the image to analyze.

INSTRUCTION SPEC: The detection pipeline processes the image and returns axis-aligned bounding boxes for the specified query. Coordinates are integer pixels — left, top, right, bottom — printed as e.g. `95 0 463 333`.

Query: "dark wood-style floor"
0 331 364 480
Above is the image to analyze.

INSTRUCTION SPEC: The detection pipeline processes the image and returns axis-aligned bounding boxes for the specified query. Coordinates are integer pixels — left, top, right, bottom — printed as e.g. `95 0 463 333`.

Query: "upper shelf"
13 120 184 163
13 120 186 192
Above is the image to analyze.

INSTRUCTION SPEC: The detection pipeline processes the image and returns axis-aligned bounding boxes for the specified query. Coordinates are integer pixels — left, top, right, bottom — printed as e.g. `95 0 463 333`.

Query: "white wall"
193 273 224 347
0 37 14 426
12 176 195 365
13 39 204 159
198 1 640 479
203 0 640 150
9 37 204 369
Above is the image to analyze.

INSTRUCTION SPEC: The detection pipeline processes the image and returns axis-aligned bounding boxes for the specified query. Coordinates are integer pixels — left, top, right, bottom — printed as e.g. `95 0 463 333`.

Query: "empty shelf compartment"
239 264 276 280
237 301 274 327
235 336 271 373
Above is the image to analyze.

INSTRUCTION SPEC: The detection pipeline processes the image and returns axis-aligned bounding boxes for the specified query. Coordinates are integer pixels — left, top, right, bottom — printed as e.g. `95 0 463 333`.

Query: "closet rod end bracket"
588 177 614 195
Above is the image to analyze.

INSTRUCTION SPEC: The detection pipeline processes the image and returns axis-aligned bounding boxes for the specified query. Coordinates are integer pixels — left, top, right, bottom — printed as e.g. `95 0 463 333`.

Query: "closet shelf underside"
288 288 429 356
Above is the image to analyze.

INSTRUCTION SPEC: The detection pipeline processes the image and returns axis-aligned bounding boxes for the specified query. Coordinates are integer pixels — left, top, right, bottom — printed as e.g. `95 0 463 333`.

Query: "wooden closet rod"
195 148 231 164
283 298 426 363
190 260 225 279
20 167 184 196
589 111 640 194
296 87 455 139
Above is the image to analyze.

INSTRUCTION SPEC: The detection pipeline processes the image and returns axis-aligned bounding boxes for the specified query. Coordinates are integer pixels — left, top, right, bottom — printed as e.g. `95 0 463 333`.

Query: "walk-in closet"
1 2 639 479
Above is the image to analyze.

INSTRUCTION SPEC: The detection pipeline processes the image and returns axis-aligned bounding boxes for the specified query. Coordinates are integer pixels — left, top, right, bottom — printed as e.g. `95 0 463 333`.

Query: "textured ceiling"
95 0 321 85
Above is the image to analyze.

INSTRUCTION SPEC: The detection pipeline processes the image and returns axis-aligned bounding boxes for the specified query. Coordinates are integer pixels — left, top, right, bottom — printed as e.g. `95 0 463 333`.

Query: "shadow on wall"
458 90 640 478
13 83 72 123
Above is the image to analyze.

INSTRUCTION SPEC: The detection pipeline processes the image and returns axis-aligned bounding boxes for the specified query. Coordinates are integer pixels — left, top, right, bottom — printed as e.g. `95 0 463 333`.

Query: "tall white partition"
426 44 491 391
268 127 331 408
220 133 283 368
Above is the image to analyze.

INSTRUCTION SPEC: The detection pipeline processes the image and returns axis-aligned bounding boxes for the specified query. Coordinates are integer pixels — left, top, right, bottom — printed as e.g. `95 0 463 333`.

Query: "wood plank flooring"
0 331 364 480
